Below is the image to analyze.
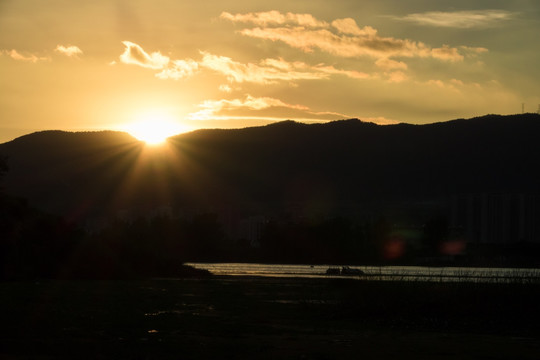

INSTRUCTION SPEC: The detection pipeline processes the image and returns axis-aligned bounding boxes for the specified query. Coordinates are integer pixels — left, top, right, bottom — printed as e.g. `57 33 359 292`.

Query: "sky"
1 0 539 143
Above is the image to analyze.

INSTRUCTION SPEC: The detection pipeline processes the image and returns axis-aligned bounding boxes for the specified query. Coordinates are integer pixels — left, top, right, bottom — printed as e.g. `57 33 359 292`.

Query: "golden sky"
1 0 539 143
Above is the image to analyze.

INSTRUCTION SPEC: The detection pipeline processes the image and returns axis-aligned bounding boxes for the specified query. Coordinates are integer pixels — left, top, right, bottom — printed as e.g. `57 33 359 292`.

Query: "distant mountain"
1 114 540 225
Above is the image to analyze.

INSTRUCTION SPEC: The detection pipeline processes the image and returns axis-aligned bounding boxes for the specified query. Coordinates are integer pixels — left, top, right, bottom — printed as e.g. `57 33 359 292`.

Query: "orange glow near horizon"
1 4 538 145
122 110 191 145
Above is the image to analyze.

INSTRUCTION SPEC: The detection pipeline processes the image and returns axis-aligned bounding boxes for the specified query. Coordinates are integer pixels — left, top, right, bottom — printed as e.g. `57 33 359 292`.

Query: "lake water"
186 263 540 283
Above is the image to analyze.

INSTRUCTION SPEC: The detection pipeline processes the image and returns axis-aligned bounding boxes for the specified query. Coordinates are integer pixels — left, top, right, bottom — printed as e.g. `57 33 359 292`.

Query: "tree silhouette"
0 155 7 193
423 215 449 255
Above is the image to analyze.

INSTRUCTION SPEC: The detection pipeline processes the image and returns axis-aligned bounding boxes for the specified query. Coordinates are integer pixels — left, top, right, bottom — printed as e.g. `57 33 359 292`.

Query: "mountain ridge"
3 113 538 145
1 113 539 226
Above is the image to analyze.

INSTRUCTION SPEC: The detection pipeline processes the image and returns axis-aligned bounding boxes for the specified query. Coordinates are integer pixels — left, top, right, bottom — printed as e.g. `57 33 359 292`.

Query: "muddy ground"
1 276 540 359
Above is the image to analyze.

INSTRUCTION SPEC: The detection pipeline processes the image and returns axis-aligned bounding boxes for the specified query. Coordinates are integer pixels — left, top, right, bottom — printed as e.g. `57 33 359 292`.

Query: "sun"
124 111 188 145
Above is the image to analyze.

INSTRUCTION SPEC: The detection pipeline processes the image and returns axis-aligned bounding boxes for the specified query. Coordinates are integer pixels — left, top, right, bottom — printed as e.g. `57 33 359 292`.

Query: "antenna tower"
522 103 525 114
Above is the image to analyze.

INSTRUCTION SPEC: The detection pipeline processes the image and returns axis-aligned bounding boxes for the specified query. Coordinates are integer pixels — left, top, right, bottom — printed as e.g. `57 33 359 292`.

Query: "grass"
1 276 540 359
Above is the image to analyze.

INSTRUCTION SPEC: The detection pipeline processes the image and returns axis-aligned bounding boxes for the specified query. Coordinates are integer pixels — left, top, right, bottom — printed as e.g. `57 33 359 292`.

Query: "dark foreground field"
1 276 540 359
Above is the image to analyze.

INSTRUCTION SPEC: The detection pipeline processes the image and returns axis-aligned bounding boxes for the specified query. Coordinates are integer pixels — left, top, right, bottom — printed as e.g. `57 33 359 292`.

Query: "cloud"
187 95 310 120
362 116 400 125
119 41 169 69
200 52 323 83
225 12 464 62
114 41 369 84
386 71 408 83
55 45 83 57
116 41 198 79
2 49 50 62
199 52 369 84
331 18 377 36
392 10 515 28
186 94 352 122
450 79 464 86
431 45 464 62
460 46 489 57
426 79 446 88
155 59 199 80
239 26 458 61
375 58 408 70
220 11 328 28
423 78 479 93
313 65 370 80
219 84 233 93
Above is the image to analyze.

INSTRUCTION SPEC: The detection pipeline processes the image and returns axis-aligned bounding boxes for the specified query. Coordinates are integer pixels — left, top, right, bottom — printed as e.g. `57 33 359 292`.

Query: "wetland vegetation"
2 277 540 359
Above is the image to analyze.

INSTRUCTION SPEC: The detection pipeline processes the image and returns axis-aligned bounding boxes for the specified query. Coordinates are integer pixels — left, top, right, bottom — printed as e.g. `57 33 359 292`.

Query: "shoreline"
187 262 540 284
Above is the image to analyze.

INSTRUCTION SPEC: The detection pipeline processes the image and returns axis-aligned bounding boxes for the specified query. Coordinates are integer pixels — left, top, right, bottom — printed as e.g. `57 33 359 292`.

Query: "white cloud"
392 10 515 28
460 46 489 57
314 64 370 80
220 11 328 28
386 71 408 83
362 116 400 125
55 45 83 57
426 79 446 88
422 78 477 93
219 84 233 93
200 52 323 83
187 95 310 120
187 94 354 122
119 41 169 69
331 18 377 36
431 45 464 62
450 79 464 86
2 49 50 62
199 52 368 84
375 58 408 70
114 40 370 85
225 12 464 62
155 59 199 80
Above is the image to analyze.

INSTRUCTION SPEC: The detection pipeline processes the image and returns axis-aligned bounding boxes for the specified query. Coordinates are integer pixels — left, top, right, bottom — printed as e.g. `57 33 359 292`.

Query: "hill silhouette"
1 114 540 225
2 114 540 271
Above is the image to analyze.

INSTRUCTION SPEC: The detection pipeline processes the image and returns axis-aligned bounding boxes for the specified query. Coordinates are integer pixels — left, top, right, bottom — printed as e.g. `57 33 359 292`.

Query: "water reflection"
186 263 540 283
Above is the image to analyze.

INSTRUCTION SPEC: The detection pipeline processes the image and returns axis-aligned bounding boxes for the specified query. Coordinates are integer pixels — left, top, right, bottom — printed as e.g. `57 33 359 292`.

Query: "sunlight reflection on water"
186 263 540 283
